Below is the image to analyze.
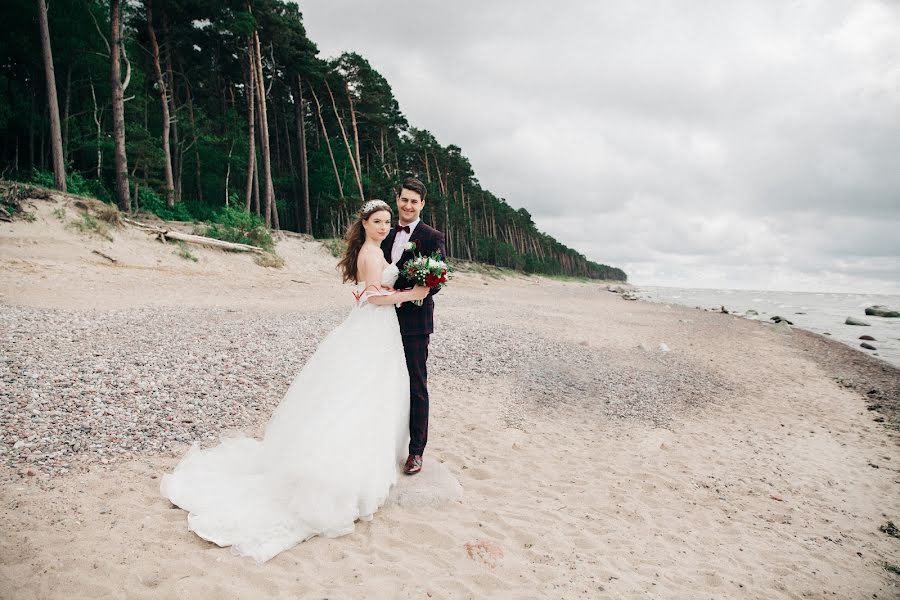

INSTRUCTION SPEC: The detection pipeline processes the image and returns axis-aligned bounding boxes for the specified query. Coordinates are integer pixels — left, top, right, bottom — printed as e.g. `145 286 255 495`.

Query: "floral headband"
362 199 391 214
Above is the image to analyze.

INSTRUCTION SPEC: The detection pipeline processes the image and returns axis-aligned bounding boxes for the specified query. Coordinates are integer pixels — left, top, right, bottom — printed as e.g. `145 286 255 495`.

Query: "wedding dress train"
160 264 409 562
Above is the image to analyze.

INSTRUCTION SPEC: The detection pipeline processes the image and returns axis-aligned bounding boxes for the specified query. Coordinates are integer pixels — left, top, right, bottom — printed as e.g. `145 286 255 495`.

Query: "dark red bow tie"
395 224 410 233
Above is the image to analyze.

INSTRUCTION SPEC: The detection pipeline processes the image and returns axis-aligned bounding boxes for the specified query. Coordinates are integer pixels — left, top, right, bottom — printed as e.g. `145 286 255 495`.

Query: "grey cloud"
299 0 900 292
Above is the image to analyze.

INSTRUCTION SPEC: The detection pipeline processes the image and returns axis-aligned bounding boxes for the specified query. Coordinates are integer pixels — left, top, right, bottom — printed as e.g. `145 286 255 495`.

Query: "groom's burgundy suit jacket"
381 221 447 337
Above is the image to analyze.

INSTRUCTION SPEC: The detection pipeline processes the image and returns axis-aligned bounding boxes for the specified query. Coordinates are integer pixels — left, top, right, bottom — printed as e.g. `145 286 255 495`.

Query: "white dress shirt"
390 218 420 265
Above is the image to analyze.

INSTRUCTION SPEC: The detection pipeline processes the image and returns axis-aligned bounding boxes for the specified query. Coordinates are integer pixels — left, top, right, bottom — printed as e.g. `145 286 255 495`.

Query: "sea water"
636 286 900 368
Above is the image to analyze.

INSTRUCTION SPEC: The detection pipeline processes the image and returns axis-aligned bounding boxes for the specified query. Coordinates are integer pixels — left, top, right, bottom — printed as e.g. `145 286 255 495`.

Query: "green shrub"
323 238 346 258
28 169 55 188
254 252 284 268
68 211 113 241
28 169 113 203
172 241 198 262
136 189 195 221
200 207 274 252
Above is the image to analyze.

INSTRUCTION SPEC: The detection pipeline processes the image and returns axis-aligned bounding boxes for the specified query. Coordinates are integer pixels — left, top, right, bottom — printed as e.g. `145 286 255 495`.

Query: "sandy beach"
1 199 898 599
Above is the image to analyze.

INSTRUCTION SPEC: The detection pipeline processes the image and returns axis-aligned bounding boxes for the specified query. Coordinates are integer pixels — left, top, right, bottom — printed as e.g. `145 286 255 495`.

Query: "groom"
382 177 446 475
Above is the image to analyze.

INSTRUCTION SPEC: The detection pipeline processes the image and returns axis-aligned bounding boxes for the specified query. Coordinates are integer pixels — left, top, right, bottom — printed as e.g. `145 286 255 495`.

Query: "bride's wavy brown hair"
337 200 393 283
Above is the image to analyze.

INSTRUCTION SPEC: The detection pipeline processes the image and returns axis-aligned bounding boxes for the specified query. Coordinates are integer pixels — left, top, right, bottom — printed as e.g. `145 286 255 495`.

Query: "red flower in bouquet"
401 252 452 306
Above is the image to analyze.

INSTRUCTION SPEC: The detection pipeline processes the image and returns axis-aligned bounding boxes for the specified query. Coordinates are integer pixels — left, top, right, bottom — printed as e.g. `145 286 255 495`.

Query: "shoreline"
625 289 900 429
635 285 900 369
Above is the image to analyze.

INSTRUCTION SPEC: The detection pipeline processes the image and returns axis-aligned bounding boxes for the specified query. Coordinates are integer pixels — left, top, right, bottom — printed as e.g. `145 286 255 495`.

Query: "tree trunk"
163 13 181 203
243 43 255 211
347 81 363 198
310 85 343 198
325 79 363 200
146 0 175 207
252 30 275 228
444 200 451 256
181 66 203 203
272 95 283 174
110 0 130 211
89 78 102 179
62 64 71 163
295 76 311 234
36 0 66 191
224 139 235 206
252 146 261 216
283 105 298 230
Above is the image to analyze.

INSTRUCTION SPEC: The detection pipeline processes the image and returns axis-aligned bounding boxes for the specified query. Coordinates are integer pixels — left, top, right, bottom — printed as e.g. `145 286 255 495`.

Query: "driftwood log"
91 249 118 263
122 216 267 255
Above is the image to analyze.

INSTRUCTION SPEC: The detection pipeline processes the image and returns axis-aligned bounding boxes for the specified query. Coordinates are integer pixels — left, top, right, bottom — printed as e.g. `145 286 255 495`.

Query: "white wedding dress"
160 264 409 563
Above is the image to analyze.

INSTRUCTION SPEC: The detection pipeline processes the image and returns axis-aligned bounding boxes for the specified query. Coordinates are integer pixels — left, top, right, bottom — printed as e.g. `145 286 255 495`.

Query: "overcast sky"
298 1 900 293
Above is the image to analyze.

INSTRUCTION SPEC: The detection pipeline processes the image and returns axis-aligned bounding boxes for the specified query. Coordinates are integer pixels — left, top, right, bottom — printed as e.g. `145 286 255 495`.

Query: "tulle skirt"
160 302 410 562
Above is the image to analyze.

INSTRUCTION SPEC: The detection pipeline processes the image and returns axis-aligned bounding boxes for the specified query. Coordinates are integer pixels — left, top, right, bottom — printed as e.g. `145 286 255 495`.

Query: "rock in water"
859 335 876 341
865 305 900 318
770 316 794 325
387 456 463 508
861 342 877 350
845 317 871 326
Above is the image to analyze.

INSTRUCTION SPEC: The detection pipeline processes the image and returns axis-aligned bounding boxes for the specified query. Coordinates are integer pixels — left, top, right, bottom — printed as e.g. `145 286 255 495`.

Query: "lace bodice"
381 263 399 287
354 263 399 305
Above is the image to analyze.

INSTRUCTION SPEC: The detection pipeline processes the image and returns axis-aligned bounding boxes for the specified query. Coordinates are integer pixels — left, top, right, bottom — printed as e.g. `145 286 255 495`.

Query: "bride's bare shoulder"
357 246 386 269
358 245 380 260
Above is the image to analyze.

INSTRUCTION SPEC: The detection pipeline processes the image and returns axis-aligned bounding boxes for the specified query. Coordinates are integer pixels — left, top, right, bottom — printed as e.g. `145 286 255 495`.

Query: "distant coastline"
635 285 900 368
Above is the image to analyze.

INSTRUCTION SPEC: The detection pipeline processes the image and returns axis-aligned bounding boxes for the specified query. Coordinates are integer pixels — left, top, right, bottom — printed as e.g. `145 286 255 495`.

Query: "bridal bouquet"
403 252 451 306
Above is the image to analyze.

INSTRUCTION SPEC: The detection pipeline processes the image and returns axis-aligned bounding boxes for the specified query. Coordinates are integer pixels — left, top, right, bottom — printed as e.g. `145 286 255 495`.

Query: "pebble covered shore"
1 300 735 482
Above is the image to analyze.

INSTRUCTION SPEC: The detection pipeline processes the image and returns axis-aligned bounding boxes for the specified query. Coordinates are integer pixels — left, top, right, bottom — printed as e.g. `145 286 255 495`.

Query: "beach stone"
845 317 871 326
387 457 462 508
861 342 877 351
865 305 900 318
859 335 876 341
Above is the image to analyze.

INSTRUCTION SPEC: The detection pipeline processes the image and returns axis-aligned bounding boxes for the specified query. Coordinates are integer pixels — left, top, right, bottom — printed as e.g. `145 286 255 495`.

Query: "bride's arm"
357 255 428 305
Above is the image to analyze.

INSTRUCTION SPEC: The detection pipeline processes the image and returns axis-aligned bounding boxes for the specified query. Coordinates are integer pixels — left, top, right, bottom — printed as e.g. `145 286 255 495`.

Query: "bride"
160 199 429 563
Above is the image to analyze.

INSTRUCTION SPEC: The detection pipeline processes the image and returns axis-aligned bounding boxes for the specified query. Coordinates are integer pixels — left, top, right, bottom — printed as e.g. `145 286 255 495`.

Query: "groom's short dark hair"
399 177 427 201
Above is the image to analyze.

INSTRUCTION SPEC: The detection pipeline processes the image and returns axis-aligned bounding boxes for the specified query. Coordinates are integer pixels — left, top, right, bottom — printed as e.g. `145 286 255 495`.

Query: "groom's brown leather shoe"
403 454 423 475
